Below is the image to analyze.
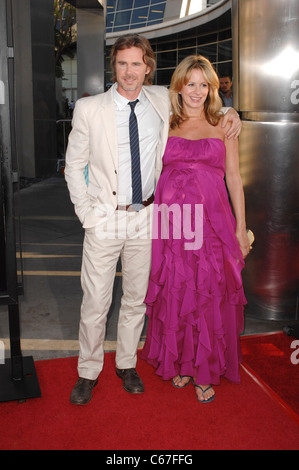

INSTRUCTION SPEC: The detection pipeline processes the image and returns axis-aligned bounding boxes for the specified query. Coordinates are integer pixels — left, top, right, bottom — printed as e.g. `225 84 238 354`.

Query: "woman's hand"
236 229 251 259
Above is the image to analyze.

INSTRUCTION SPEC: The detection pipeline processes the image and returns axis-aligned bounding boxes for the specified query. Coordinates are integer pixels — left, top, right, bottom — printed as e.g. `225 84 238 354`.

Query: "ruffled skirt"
140 166 246 385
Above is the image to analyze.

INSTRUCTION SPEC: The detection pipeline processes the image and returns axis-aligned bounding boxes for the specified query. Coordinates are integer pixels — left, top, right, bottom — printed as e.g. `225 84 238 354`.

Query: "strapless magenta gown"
141 137 247 385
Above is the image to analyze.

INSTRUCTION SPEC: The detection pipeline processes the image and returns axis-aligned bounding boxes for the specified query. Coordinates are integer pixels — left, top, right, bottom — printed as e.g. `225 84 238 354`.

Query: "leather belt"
116 194 154 211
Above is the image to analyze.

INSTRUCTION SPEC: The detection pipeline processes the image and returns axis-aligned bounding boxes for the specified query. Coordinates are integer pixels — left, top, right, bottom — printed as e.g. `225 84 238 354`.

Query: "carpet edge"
240 362 299 427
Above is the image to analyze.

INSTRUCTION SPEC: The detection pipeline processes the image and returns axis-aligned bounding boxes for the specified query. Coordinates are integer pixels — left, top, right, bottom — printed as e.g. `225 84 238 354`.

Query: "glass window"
197 44 217 63
156 69 174 86
118 0 133 9
131 22 146 29
157 41 177 52
218 40 232 62
107 0 116 10
131 7 149 25
148 5 165 22
105 72 113 88
156 69 174 87
63 59 72 74
217 63 232 79
106 13 114 28
133 0 150 7
218 29 231 40
197 33 217 44
105 53 111 72
114 24 130 31
114 10 131 27
71 60 77 73
157 50 177 68
106 0 166 31
178 47 196 62
63 75 72 88
178 38 196 49
148 19 163 26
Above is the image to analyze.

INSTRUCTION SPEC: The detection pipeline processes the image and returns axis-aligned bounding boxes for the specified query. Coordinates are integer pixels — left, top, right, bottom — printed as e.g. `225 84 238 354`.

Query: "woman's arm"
224 136 250 258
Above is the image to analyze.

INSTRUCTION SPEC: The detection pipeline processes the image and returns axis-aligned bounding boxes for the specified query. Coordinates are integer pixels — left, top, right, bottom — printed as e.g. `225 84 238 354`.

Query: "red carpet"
241 332 299 417
1 343 299 451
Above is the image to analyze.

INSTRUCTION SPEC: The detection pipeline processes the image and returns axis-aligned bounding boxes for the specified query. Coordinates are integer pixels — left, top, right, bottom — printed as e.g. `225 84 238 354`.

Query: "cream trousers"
77 205 153 380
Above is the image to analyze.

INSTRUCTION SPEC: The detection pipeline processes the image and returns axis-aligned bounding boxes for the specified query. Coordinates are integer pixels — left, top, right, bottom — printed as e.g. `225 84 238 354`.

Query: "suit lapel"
99 87 118 172
142 86 169 124
142 86 170 164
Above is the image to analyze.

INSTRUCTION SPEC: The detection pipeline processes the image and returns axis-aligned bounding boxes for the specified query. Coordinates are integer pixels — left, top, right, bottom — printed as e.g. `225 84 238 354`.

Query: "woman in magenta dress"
141 56 250 403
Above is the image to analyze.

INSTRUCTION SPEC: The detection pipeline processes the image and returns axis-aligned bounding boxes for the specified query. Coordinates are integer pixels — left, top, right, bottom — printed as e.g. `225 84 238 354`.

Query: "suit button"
112 191 116 195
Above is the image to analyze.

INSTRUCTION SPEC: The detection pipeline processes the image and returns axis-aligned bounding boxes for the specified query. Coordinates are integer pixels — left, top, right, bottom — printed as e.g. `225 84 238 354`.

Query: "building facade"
63 0 232 99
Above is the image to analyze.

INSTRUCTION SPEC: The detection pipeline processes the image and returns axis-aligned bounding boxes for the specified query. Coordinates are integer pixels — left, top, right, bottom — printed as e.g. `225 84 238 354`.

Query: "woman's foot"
194 384 215 403
172 375 192 389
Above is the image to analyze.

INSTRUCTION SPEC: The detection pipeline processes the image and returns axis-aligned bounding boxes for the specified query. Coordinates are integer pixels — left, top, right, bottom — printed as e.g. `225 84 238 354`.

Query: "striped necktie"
128 99 143 210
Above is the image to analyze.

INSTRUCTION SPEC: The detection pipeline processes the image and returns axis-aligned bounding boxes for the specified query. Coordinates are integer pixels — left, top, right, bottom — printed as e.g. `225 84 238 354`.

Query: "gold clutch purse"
247 229 255 247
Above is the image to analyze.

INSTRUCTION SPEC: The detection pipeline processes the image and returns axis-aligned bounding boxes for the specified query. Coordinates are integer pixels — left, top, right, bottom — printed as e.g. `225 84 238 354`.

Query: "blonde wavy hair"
169 55 223 129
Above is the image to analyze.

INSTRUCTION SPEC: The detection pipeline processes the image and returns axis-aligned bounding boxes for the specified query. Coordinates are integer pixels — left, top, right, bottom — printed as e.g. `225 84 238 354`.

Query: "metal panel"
238 0 299 113
232 0 299 320
239 120 299 320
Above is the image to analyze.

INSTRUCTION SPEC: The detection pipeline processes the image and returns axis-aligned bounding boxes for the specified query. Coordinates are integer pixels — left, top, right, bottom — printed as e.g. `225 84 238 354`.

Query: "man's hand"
222 108 242 139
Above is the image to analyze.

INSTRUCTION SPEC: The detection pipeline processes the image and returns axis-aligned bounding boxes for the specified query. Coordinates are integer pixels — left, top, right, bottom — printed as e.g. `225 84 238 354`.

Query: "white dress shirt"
113 84 163 205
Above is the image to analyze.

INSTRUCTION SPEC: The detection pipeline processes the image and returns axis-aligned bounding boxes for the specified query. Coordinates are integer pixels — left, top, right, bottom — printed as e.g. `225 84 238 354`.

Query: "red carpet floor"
241 332 299 416
1 341 299 451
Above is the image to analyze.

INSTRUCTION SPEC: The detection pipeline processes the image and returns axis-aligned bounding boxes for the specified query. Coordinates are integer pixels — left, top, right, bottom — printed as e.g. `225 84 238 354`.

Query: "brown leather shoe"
116 368 144 394
70 377 98 405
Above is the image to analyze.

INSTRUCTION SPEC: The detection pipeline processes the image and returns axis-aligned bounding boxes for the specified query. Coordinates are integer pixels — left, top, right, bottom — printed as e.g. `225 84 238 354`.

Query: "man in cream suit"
65 34 241 405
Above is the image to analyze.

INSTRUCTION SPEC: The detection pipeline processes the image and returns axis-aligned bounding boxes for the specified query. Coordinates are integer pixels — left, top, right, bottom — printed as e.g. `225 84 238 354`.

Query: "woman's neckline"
168 136 224 143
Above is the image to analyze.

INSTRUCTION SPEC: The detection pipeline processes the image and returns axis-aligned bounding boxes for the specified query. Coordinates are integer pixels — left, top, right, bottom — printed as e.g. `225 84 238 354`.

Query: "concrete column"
73 0 106 97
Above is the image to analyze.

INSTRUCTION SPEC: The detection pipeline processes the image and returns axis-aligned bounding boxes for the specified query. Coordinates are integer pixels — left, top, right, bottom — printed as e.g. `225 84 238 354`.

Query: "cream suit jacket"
65 84 171 228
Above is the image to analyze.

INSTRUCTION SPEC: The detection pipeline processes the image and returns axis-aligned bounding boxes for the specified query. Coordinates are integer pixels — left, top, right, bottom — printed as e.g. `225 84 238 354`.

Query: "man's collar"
113 83 145 110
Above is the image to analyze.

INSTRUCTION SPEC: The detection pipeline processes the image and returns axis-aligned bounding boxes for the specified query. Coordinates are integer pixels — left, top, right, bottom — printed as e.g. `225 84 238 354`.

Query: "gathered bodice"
162 136 226 178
